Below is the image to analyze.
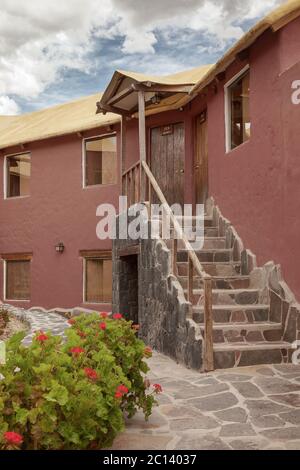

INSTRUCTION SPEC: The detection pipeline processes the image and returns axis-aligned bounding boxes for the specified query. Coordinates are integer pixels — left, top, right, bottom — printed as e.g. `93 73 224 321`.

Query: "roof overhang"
97 66 213 117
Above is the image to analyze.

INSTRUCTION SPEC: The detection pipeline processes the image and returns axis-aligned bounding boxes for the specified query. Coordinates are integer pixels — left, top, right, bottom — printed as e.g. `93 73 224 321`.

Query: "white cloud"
0 96 20 115
0 0 285 111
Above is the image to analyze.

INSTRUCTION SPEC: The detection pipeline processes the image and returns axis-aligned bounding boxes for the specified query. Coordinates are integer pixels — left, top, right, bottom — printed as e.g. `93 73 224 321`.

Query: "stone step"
204 227 219 237
214 340 292 352
198 322 282 344
213 341 292 369
193 304 270 324
178 275 251 290
202 237 227 250
184 288 260 305
166 237 226 250
177 249 233 263
177 261 241 277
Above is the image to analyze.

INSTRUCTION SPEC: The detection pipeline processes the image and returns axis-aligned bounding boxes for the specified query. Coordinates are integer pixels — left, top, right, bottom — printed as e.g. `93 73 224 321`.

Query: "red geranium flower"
153 383 163 393
117 384 129 394
70 347 85 356
100 312 108 319
4 431 23 446
77 330 87 338
115 391 123 399
144 346 152 357
84 368 99 381
68 319 76 325
99 322 107 331
36 332 49 343
113 313 123 320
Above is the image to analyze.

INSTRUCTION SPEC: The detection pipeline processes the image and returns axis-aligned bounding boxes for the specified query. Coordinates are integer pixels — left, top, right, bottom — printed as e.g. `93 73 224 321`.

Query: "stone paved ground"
3 304 300 450
111 352 300 451
1 304 69 345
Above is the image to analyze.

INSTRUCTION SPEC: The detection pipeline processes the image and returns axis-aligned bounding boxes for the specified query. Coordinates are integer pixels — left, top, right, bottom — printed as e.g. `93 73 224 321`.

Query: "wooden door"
195 112 208 205
150 123 185 207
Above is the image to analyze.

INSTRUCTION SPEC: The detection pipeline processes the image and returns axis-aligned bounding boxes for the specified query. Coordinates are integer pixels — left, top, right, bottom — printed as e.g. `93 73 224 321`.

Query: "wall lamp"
55 242 65 254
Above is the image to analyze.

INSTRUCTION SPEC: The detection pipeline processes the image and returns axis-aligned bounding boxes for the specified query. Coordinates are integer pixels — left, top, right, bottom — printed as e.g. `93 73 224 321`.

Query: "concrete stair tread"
184 288 259 294
214 341 292 352
178 248 232 253
198 322 281 331
178 261 241 265
193 304 269 312
178 274 250 280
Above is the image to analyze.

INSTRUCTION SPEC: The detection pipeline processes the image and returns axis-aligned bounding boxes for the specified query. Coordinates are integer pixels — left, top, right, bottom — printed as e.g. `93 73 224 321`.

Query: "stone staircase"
173 209 294 369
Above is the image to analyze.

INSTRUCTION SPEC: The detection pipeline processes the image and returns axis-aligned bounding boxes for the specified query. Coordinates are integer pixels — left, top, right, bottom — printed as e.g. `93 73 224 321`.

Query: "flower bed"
0 308 27 341
0 313 160 450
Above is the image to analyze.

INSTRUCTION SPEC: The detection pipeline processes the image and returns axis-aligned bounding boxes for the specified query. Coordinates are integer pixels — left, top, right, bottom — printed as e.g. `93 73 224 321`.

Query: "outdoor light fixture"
55 242 65 254
151 93 161 105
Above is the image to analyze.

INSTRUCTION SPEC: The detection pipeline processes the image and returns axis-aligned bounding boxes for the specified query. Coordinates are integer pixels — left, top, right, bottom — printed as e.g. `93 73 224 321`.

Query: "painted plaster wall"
0 125 121 310
206 19 300 300
123 18 300 301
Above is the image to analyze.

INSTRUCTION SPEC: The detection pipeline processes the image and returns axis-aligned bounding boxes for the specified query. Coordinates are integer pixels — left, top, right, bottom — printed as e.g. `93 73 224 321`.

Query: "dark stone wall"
112 223 204 371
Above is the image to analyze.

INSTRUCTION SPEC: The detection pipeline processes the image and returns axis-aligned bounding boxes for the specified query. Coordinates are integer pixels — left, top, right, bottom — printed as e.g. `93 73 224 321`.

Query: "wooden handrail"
141 160 214 372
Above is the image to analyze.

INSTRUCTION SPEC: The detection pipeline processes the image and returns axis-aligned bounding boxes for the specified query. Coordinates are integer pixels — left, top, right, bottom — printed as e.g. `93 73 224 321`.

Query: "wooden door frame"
193 109 208 211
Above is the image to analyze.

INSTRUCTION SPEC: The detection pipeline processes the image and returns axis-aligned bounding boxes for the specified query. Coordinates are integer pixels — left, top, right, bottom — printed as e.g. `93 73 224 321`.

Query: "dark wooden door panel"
150 123 184 206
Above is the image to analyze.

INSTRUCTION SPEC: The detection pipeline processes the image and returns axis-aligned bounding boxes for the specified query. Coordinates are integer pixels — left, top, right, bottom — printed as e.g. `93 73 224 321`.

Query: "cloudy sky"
0 0 285 115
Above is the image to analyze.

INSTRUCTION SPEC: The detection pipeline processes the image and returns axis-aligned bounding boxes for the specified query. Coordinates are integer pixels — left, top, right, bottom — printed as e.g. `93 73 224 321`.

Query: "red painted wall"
123 18 300 301
206 18 300 300
0 125 121 310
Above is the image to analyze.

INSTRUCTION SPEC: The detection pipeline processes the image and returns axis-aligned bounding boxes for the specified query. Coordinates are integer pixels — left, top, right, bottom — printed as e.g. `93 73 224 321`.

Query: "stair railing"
121 160 214 372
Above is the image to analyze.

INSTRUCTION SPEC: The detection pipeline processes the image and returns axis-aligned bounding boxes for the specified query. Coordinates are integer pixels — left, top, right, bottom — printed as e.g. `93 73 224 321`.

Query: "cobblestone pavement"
111 352 300 451
1 304 70 345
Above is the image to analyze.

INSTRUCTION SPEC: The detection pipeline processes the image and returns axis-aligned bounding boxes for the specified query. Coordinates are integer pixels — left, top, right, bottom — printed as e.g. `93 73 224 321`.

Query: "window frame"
82 133 117 189
224 64 250 153
81 250 112 304
4 151 31 200
2 253 32 302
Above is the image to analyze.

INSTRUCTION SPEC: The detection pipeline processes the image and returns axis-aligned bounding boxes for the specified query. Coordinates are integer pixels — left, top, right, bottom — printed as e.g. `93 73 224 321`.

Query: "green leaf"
44 381 69 406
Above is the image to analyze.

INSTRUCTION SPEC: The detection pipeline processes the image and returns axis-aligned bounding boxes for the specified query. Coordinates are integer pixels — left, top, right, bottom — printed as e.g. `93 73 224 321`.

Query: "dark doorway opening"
119 254 139 324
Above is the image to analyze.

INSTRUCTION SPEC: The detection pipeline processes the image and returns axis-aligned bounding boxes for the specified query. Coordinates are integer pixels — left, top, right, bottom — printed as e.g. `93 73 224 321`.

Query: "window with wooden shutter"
84 135 117 187
83 253 112 303
6 153 31 198
226 68 251 151
5 259 31 300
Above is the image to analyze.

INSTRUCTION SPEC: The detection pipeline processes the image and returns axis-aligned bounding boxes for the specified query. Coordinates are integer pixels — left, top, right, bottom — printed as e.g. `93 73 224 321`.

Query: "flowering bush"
0 314 160 450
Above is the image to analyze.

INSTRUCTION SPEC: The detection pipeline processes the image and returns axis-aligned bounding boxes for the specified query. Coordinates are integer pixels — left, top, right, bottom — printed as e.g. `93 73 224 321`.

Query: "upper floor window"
6 153 31 198
84 135 117 187
225 67 250 152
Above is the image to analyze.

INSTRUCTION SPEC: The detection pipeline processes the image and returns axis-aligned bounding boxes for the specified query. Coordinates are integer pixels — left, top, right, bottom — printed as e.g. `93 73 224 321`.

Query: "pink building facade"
1 6 300 311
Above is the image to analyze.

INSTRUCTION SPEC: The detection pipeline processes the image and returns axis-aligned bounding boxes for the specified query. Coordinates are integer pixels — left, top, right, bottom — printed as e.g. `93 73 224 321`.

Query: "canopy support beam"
138 91 147 202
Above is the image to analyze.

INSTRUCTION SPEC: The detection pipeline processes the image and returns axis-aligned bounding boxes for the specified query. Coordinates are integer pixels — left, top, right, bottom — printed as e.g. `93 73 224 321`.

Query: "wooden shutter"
85 258 112 303
6 260 30 300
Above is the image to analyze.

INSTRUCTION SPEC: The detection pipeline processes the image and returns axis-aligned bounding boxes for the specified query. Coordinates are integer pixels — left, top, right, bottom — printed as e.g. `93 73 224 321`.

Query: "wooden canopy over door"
150 122 185 207
195 111 208 205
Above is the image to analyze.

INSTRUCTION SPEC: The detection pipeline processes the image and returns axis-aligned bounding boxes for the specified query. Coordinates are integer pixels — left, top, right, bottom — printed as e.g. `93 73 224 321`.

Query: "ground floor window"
3 255 31 300
82 251 112 303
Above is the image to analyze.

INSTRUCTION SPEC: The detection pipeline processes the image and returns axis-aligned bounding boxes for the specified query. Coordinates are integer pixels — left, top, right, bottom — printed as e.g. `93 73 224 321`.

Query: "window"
4 257 31 300
226 68 250 151
83 252 112 303
84 135 117 187
6 153 31 198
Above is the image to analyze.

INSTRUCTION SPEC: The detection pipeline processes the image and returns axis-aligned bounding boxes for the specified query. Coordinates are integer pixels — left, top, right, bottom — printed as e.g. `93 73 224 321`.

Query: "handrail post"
171 237 178 275
204 277 214 372
188 257 193 302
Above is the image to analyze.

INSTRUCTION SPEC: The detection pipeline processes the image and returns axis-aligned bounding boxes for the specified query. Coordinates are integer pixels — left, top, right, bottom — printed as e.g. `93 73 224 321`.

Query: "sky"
0 0 285 115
